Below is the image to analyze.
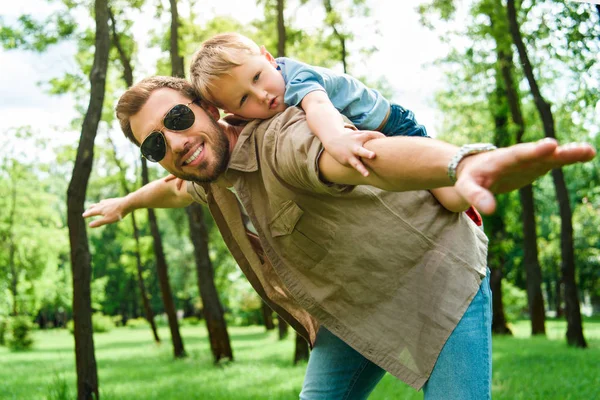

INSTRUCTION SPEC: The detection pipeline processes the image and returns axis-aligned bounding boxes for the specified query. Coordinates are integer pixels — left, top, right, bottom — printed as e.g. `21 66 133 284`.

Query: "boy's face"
213 48 287 120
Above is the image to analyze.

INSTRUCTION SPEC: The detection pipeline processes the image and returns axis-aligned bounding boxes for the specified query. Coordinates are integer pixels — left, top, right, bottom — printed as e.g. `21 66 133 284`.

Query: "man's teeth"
184 145 203 165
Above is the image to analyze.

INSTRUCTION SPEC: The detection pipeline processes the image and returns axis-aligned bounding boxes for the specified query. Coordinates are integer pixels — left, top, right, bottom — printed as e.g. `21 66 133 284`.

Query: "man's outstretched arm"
319 135 595 214
82 176 194 228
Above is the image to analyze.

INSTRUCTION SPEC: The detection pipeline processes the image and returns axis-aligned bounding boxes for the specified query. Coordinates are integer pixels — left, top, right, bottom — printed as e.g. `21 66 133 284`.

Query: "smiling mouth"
183 144 204 165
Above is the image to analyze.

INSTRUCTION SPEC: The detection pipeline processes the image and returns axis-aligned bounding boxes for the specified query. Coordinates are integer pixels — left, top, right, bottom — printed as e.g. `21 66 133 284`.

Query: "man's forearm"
123 177 194 213
320 136 457 191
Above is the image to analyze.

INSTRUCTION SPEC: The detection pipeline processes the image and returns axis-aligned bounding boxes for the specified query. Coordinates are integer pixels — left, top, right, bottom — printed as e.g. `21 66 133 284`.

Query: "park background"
0 0 599 399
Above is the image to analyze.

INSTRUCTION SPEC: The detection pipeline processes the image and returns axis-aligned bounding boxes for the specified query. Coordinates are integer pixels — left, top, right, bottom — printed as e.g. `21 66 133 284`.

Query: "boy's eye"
240 94 248 107
253 72 261 82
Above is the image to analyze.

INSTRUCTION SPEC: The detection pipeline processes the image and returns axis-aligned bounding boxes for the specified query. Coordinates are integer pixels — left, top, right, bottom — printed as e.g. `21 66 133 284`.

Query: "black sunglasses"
140 102 196 162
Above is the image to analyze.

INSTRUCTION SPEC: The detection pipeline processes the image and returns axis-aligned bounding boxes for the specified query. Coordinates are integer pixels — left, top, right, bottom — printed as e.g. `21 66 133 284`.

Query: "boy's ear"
260 45 277 67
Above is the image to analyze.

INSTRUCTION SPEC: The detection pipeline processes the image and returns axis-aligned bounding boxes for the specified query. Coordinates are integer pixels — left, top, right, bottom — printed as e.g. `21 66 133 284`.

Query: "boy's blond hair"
190 33 261 107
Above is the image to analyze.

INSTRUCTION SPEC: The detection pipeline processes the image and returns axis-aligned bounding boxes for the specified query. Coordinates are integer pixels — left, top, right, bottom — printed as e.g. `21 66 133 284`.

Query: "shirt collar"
226 119 262 173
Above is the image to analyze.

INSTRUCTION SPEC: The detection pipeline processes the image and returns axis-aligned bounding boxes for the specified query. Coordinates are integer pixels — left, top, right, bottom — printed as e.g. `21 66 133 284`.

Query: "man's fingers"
554 143 596 164
88 218 104 228
82 207 97 218
164 174 176 182
455 178 497 215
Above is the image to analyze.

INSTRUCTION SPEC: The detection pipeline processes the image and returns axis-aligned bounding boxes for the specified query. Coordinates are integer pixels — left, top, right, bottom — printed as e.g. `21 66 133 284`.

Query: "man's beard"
177 115 230 184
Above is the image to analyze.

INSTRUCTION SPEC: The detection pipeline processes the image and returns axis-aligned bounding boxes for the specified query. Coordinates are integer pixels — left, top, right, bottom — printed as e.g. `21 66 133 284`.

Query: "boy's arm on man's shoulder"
301 90 381 176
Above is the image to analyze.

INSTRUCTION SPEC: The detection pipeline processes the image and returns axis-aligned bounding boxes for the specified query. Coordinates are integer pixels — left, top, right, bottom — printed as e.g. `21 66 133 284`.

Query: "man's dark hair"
116 76 199 146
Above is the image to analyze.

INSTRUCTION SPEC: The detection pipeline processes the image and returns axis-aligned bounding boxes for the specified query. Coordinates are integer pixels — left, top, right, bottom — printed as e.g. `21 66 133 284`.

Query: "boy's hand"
164 174 186 191
323 129 385 177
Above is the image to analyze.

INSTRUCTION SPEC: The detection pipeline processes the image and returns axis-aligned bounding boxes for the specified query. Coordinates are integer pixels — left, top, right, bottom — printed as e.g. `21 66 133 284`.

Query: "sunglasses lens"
141 132 166 162
164 104 195 131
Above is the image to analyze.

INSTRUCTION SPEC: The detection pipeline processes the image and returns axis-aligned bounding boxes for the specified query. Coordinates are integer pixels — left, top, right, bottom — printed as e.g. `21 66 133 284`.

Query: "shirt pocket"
269 200 328 270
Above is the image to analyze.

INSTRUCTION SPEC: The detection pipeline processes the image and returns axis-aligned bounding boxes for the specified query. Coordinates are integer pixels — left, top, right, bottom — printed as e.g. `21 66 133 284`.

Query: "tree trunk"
507 0 586 347
485 16 514 335
66 0 109 397
167 0 231 361
490 267 512 335
8 174 18 316
261 302 275 330
276 0 286 57
186 203 233 362
555 274 564 318
106 16 161 342
496 41 546 335
323 0 347 73
131 211 161 342
142 159 186 358
293 333 309 364
169 0 185 78
277 314 289 340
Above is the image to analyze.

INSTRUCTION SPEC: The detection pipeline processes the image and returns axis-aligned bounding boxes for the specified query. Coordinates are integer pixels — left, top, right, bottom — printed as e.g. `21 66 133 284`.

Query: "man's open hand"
455 138 596 214
82 198 129 228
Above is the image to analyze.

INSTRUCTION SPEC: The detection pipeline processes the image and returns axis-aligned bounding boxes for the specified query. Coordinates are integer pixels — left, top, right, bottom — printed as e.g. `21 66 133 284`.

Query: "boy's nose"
255 88 269 103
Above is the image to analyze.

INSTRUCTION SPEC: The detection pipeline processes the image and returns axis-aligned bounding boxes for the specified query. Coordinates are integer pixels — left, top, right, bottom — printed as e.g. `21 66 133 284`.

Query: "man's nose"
163 129 189 153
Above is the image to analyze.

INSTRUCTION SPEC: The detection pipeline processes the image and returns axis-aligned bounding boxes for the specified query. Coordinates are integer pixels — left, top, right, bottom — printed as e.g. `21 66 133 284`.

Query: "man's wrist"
448 143 497 183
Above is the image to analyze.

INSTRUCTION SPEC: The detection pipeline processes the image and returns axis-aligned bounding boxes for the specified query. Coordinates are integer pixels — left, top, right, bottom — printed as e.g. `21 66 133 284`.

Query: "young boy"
188 32 480 217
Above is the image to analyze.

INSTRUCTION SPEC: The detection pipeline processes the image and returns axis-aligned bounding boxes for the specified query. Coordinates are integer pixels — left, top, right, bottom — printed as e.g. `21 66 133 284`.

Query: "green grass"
0 318 598 399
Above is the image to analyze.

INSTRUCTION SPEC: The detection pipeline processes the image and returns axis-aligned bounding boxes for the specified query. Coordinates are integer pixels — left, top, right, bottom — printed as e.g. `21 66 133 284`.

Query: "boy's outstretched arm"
82 176 194 228
301 90 384 177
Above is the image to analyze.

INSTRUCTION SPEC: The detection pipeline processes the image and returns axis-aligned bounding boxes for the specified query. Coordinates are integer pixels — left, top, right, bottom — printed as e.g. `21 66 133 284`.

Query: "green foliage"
181 316 201 326
0 316 7 346
126 317 149 329
6 316 34 351
66 313 115 334
47 372 73 400
1 322 600 399
502 280 529 321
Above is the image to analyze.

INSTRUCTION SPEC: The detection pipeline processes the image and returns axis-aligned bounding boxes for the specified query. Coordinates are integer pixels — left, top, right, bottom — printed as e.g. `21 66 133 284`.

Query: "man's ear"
199 100 221 120
260 45 277 67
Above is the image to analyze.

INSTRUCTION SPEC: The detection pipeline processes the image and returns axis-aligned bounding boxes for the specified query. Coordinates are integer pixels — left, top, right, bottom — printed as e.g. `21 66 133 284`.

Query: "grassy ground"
0 318 598 400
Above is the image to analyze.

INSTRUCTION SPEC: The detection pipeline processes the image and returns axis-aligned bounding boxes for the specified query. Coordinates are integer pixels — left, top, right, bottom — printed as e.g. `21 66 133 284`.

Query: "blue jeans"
299 272 492 399
381 104 429 137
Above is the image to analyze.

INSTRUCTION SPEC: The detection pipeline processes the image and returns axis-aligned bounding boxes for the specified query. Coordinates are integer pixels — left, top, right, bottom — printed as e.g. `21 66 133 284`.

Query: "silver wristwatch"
448 143 497 183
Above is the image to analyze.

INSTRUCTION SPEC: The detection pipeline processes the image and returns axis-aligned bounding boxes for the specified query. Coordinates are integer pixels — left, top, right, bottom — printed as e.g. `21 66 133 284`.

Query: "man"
83 76 594 399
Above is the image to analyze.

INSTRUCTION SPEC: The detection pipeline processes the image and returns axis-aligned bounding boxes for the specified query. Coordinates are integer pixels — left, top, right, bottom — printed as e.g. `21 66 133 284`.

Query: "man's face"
131 88 230 183
213 50 287 120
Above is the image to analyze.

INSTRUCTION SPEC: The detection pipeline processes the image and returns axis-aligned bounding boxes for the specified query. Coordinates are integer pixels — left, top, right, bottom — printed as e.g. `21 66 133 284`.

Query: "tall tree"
506 0 586 348
141 160 186 357
66 0 109 397
275 0 290 341
186 204 234 362
322 0 348 73
169 0 233 361
488 0 546 335
106 134 161 343
276 0 286 57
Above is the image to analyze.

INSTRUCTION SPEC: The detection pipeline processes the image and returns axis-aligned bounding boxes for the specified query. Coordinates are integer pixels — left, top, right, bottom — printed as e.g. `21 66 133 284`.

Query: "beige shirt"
188 107 488 390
